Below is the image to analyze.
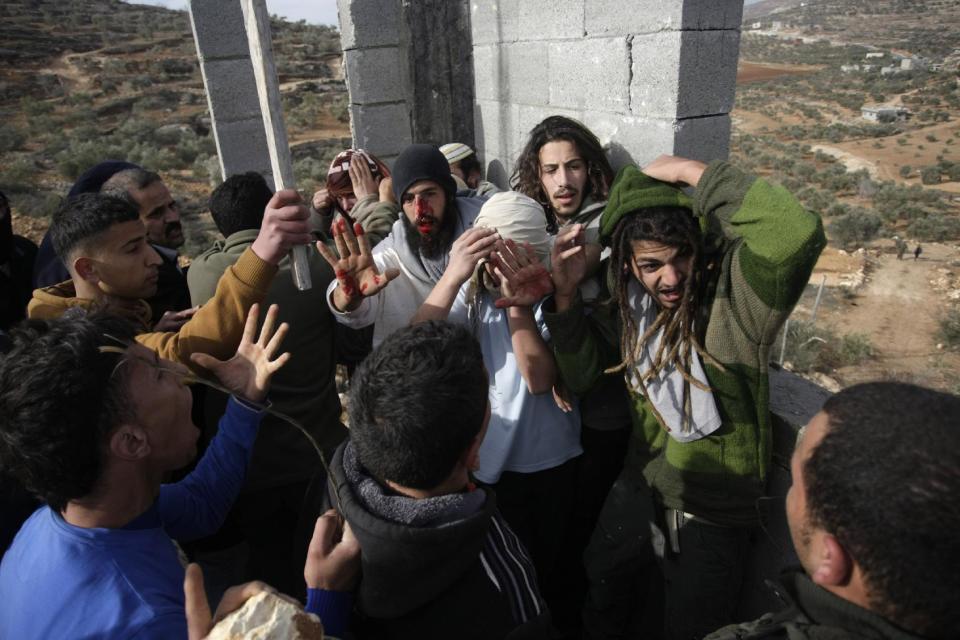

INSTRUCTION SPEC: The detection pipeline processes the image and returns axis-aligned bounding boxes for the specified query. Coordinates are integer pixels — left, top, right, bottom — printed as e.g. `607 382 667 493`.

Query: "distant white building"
841 64 860 73
771 21 783 30
750 21 762 29
880 65 902 76
901 57 928 71
861 105 910 122
865 52 885 59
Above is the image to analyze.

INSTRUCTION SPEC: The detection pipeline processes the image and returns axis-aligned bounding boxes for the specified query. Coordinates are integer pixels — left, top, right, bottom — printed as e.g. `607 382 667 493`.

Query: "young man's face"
337 194 358 214
130 180 183 250
786 411 830 578
538 139 588 220
87 219 163 300
401 180 447 240
629 240 694 309
125 343 198 470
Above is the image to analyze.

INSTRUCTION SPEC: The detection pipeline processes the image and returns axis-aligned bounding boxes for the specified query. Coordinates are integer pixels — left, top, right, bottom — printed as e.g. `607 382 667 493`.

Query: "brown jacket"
28 247 276 369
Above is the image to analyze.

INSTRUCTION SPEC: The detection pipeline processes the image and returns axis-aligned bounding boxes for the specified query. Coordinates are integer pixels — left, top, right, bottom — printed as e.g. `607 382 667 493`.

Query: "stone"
630 29 740 118
585 0 743 36
471 0 521 45
212 118 273 178
343 47 407 104
517 0 584 41
337 0 401 50
198 58 263 124
206 591 324 640
349 103 412 158
548 37 630 113
188 0 250 61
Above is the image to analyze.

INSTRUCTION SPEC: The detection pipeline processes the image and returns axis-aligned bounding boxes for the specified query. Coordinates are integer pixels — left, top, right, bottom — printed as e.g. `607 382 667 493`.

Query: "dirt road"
822 242 960 389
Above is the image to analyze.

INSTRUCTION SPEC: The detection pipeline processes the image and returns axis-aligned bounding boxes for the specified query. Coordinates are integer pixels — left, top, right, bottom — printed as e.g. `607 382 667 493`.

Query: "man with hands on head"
546 154 825 639
0 304 291 640
310 148 397 245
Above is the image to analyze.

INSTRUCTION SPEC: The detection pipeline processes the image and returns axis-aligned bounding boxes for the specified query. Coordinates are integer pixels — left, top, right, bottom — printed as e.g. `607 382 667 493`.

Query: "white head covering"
439 142 475 165
474 191 552 268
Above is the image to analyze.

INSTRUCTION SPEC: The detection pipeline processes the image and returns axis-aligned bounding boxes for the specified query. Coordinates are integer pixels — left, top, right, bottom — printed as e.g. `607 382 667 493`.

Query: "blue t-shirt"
0 397 263 639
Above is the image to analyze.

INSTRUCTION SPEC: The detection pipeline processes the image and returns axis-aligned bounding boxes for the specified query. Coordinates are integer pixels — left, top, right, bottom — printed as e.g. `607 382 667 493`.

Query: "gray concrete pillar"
188 0 273 180
471 0 744 187
337 0 475 165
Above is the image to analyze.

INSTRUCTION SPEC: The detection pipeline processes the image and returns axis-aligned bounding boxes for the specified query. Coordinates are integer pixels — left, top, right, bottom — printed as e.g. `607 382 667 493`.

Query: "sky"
126 0 340 26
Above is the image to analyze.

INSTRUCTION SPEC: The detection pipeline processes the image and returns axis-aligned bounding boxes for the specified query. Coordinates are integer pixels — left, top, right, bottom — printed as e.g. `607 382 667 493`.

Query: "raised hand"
378 176 395 204
304 509 361 591
189 303 290 404
316 218 399 312
442 226 500 287
492 239 554 309
312 188 333 212
349 155 378 200
641 154 707 187
550 223 587 300
251 189 313 266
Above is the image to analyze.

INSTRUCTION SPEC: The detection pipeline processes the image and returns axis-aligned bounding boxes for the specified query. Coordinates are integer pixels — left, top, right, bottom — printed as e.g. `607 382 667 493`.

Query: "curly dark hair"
510 115 614 228
607 206 722 432
0 313 138 511
209 171 274 238
806 382 960 639
348 321 488 490
50 193 139 262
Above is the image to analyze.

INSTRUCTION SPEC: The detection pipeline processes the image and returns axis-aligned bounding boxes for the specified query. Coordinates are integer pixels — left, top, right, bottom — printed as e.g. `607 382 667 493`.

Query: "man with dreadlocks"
544 154 826 639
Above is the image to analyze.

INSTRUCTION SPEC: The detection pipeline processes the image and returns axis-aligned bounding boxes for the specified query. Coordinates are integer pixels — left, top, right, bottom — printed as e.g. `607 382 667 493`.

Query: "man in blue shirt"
0 303 290 639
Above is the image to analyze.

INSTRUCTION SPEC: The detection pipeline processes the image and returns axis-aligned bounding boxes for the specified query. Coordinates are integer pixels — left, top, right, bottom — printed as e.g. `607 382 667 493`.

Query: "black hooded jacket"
326 441 553 639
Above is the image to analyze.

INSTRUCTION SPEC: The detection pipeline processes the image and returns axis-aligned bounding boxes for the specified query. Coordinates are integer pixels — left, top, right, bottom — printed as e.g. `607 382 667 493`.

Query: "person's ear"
809 533 853 587
72 255 99 284
109 424 151 461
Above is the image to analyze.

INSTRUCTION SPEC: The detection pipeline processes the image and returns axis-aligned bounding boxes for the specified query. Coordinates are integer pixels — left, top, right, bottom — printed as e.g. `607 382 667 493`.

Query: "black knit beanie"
391 144 457 204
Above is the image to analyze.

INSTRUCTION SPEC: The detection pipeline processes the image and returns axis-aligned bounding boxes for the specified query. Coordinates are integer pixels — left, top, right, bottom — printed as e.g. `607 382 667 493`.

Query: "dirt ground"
805 241 960 391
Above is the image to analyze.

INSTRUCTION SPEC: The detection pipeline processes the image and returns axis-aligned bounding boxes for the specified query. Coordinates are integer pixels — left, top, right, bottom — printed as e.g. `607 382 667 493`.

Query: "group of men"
0 114 957 640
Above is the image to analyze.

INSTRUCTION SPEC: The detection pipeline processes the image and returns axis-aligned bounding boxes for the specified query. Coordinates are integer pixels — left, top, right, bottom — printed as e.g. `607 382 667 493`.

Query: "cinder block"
548 37 630 113
580 112 678 169
630 30 739 119
472 44 499 102
344 47 407 104
474 99 521 168
349 103 412 157
471 0 521 45
200 58 263 124
338 0 401 50
586 0 743 36
503 41 550 105
188 0 250 61
517 0 583 41
673 114 731 163
212 117 273 178
517 104 583 147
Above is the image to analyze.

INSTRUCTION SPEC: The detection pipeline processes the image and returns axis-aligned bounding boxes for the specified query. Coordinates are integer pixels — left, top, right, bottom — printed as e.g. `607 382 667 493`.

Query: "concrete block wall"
188 0 273 180
471 0 744 188
336 0 410 165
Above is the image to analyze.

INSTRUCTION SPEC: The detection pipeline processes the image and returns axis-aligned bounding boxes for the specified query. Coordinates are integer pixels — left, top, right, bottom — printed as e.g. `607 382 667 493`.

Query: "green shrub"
908 214 960 241
937 306 960 349
774 319 876 373
0 125 26 153
0 157 37 192
899 165 912 178
921 166 942 185
829 208 882 248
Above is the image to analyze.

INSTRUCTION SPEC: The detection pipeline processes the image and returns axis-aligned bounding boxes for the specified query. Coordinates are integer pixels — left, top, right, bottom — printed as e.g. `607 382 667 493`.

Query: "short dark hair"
209 172 274 237
457 153 482 180
808 382 960 638
0 314 138 511
50 193 140 261
348 321 488 490
511 115 614 225
101 167 162 197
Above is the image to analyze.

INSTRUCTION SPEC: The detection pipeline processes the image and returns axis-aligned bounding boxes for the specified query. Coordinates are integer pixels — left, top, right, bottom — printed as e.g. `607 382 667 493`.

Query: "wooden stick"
242 0 312 290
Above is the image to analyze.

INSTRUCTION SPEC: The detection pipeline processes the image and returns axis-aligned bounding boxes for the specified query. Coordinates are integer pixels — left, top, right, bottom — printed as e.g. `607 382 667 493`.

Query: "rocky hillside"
744 0 960 59
0 0 350 256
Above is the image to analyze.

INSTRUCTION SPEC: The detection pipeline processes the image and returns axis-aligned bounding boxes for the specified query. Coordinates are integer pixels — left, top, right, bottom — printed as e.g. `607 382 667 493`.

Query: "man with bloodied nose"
321 144 491 347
